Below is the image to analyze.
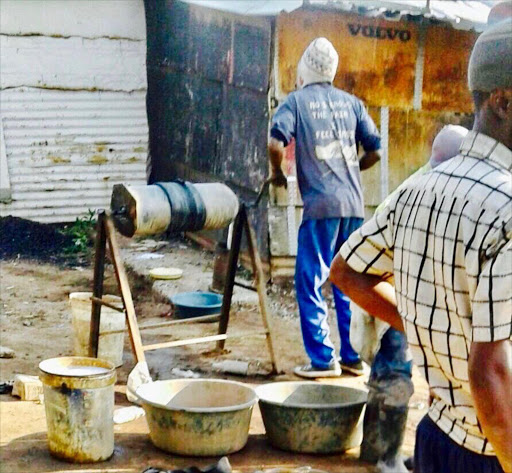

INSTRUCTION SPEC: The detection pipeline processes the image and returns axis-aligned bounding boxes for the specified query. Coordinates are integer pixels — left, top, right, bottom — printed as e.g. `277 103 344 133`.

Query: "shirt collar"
460 131 512 172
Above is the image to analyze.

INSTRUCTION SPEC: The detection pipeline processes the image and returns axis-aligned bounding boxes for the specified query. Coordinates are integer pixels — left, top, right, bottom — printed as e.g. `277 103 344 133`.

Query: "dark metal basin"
256 381 367 453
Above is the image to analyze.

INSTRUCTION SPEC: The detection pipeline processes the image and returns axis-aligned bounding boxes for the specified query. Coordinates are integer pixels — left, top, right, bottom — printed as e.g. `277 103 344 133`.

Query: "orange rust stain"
48 156 71 164
422 25 478 113
89 155 108 164
362 108 473 206
276 10 417 108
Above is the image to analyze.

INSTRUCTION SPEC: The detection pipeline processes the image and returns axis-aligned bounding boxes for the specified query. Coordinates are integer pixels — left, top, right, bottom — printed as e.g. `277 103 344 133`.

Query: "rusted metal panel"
145 0 272 257
219 87 269 191
0 88 148 223
422 24 478 113
233 23 270 92
189 8 231 81
276 9 418 108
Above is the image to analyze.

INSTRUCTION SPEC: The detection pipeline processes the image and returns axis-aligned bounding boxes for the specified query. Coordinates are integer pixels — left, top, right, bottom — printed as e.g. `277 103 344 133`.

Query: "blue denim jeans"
294 217 363 368
369 327 413 400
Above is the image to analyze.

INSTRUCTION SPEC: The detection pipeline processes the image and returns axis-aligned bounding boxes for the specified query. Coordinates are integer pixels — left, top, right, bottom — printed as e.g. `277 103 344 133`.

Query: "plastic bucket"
39 357 116 463
70 292 125 367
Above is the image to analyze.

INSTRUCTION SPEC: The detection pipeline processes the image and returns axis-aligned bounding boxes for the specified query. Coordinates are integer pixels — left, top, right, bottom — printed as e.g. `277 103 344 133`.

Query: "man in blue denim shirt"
268 38 381 378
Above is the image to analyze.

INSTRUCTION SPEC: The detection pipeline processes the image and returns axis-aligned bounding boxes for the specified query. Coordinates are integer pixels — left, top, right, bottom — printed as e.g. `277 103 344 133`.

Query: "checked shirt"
340 131 512 455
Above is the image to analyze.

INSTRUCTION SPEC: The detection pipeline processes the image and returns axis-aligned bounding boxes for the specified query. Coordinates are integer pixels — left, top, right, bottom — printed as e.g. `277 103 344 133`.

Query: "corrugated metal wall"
0 88 147 222
0 0 148 223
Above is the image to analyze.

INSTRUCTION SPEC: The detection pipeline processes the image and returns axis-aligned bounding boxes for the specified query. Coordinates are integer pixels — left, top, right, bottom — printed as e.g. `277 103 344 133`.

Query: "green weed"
61 210 97 255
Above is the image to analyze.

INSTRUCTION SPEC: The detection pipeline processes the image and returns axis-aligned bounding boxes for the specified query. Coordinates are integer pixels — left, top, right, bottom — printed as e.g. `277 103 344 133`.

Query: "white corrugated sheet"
182 0 494 31
0 88 148 223
0 35 147 91
0 0 146 39
0 0 148 223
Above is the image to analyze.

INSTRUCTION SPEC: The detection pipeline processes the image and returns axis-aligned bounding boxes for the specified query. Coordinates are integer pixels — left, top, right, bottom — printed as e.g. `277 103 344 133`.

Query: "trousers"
360 327 414 464
414 415 504 473
294 217 362 368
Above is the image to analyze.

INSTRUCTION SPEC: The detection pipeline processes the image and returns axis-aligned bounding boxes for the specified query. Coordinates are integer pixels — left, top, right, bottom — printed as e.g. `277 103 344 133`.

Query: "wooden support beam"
105 314 221 335
89 211 107 358
233 280 257 292
104 215 146 363
90 296 124 313
143 330 269 352
217 206 245 349
244 210 280 374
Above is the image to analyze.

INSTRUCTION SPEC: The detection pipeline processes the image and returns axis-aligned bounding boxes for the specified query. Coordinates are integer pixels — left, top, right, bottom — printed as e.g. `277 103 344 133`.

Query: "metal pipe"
111 181 239 237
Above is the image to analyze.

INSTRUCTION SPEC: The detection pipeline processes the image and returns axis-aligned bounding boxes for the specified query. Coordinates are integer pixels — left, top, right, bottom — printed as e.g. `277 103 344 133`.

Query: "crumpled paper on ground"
126 361 152 404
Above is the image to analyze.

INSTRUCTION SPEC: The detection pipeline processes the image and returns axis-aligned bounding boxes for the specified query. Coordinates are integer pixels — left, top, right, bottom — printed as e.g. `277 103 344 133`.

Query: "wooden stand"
89 206 280 374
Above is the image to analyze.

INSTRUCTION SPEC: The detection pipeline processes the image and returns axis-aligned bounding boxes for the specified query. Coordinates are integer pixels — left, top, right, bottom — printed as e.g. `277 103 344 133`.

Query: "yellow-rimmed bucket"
39 357 116 463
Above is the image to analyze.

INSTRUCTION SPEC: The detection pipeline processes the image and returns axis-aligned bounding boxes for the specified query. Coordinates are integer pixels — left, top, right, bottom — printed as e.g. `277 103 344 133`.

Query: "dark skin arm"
268 138 381 184
469 340 512 472
268 137 287 188
330 254 404 332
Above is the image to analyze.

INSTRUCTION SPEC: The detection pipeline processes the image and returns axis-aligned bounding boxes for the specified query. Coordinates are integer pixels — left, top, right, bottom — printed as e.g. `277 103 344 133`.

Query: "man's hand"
359 150 381 170
469 340 512 472
270 167 287 188
268 137 287 187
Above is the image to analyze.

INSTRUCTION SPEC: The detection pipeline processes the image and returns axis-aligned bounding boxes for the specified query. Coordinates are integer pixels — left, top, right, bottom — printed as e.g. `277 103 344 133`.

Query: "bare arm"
359 150 381 171
469 340 512 472
330 254 404 332
268 137 287 187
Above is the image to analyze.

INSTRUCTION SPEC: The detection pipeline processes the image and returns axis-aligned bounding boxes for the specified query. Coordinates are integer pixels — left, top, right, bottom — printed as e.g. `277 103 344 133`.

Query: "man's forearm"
330 254 404 332
469 340 512 472
359 150 381 170
268 137 285 172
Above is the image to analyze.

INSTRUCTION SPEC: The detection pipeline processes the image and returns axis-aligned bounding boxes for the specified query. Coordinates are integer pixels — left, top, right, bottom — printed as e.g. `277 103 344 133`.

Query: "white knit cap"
468 18 512 92
429 125 469 168
296 37 339 89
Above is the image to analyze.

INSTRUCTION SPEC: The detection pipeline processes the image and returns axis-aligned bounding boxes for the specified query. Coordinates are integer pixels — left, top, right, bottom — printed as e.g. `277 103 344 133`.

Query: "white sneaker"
293 361 341 379
377 458 409 473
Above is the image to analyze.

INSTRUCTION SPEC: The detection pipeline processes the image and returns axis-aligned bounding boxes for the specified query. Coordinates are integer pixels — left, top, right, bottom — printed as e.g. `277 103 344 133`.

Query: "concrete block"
12 375 43 401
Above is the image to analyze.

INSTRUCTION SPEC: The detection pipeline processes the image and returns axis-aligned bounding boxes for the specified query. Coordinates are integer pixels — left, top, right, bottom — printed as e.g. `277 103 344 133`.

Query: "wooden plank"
233 280 257 292
244 210 280 374
104 214 146 363
105 314 221 334
89 211 107 358
143 330 269 352
216 207 244 349
90 295 124 313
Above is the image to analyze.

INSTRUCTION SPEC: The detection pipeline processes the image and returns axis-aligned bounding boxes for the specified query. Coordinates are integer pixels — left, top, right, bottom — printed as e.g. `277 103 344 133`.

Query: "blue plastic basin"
171 291 223 319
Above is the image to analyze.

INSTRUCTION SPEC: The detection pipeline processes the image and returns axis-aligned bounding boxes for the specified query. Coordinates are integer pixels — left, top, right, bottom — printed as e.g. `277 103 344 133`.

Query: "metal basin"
171 291 223 319
256 382 367 453
136 379 257 456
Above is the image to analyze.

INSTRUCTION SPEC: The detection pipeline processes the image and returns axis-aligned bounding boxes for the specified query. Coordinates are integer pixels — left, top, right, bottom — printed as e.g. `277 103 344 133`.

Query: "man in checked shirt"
330 18 512 473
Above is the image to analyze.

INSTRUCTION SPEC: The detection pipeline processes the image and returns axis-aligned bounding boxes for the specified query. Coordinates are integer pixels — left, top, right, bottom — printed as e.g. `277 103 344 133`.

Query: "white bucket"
70 292 125 367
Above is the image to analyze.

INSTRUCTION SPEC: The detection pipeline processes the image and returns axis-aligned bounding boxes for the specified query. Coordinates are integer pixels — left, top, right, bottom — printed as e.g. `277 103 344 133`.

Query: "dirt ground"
0 221 429 473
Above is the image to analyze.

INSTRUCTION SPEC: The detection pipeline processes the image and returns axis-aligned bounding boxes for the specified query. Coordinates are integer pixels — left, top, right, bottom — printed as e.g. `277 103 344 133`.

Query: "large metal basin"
136 379 257 456
256 382 367 453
